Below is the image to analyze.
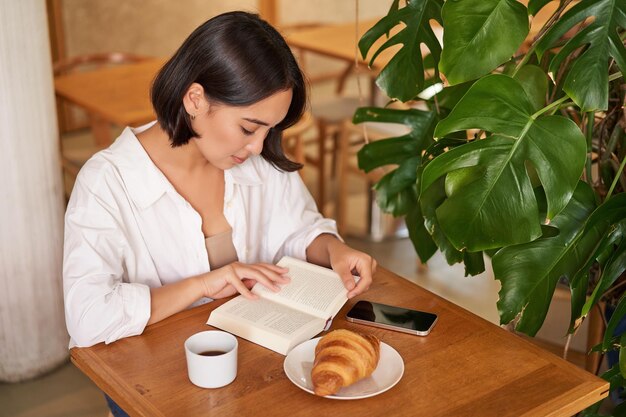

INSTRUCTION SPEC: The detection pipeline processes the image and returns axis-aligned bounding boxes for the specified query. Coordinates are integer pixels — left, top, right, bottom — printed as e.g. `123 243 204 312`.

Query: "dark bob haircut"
151 11 306 172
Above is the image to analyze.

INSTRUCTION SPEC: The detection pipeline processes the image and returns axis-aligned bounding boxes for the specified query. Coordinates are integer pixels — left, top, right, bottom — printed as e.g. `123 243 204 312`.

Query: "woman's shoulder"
71 127 151 201
76 130 132 180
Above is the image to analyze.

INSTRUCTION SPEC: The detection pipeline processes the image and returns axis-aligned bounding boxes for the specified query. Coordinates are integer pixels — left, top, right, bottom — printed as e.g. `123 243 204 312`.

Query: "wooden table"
285 19 403 104
54 59 164 146
285 19 440 72
286 19 387 68
71 267 608 417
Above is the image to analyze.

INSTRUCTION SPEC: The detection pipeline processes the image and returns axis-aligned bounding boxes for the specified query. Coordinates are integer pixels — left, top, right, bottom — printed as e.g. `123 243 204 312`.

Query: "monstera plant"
355 0 625 414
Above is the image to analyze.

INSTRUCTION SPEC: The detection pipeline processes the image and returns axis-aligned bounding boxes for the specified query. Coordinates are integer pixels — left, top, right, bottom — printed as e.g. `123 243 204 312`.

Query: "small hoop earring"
190 113 196 121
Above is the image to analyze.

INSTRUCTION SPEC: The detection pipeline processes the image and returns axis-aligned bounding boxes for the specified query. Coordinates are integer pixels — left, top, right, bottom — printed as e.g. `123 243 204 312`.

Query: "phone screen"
346 300 437 333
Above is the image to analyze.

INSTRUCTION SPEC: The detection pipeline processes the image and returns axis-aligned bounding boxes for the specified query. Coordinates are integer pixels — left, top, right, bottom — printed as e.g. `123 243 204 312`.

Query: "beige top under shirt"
204 228 238 270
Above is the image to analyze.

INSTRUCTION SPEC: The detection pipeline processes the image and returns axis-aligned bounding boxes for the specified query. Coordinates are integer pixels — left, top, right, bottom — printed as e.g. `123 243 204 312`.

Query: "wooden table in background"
285 19 406 94
285 19 441 72
53 59 164 146
71 267 608 417
286 19 387 67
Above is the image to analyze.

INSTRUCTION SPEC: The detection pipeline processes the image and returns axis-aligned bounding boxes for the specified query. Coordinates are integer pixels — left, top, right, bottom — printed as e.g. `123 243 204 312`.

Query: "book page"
207 296 326 355
252 256 356 319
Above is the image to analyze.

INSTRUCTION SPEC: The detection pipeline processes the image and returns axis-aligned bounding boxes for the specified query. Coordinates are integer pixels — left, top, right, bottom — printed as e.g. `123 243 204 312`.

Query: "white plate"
283 337 404 399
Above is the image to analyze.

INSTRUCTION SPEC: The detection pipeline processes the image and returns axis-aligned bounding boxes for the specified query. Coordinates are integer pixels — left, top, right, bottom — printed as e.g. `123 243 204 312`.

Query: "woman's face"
189 88 293 170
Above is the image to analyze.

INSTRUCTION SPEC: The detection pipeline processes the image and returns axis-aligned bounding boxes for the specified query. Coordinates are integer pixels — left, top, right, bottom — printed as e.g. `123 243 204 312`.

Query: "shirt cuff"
292 217 343 261
105 283 151 344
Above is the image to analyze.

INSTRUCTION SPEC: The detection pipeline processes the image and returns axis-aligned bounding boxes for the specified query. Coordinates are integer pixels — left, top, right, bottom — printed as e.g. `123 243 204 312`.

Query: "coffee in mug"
184 331 238 388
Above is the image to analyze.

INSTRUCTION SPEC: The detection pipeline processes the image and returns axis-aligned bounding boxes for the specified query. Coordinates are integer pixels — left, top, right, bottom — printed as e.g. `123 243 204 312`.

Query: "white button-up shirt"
63 123 339 347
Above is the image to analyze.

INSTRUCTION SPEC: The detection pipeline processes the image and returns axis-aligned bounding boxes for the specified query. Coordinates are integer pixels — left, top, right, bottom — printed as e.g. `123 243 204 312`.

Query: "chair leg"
335 121 351 235
88 113 112 147
316 120 327 215
294 134 305 179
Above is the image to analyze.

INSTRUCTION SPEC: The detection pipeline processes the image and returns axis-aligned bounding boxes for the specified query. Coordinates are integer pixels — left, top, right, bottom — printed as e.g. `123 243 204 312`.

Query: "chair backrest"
281 111 315 166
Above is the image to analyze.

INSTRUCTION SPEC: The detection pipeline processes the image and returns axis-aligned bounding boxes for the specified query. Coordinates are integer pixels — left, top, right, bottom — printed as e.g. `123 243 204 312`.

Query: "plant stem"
609 71 623 82
433 93 441 116
563 333 572 360
602 278 626 300
606 155 626 200
585 112 594 184
604 123 624 160
512 47 534 76
512 0 574 78
532 95 570 119
556 101 575 110
533 0 573 41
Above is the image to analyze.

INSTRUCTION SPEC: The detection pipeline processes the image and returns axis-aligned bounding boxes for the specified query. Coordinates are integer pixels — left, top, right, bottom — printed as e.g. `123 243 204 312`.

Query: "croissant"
311 329 380 396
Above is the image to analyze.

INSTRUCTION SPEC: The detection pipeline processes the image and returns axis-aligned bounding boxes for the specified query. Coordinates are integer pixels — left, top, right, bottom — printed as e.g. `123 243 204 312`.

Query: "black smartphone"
345 300 438 336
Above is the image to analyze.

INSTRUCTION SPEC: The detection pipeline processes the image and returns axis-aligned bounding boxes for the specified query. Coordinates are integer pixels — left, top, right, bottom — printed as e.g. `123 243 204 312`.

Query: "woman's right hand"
199 262 290 299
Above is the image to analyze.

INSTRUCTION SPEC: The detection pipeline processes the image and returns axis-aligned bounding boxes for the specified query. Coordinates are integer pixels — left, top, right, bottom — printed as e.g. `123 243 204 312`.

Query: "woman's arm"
306 234 377 299
148 262 290 325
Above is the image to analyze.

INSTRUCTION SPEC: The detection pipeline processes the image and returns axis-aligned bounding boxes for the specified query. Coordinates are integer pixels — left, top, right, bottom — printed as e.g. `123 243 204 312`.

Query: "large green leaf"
373 158 420 216
355 107 437 172
439 0 529 85
463 251 485 277
534 0 626 111
423 74 586 251
358 0 444 101
568 226 623 332
495 190 626 336
513 65 549 112
406 194 438 263
421 176 464 266
569 216 626 333
579 225 626 318
492 182 597 335
420 174 486 275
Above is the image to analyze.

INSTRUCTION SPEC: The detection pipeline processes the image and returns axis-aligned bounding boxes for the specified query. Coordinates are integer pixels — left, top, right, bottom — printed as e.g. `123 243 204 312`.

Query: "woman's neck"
136 122 215 174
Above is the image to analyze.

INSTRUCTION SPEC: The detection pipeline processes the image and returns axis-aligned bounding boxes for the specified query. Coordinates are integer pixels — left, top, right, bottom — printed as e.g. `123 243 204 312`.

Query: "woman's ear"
182 83 209 118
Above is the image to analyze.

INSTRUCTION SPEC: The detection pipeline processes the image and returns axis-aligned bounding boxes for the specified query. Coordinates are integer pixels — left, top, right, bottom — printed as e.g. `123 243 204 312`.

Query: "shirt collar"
106 122 262 210
105 122 172 210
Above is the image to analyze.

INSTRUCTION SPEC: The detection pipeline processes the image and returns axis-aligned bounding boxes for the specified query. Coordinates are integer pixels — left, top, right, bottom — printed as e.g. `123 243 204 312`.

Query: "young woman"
63 11 376 351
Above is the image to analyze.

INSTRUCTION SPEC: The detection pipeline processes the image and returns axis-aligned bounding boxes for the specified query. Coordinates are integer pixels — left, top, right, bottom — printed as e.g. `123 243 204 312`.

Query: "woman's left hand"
326 239 377 298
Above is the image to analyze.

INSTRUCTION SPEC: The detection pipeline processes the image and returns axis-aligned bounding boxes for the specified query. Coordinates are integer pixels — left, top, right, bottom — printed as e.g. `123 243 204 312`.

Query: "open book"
206 256 355 355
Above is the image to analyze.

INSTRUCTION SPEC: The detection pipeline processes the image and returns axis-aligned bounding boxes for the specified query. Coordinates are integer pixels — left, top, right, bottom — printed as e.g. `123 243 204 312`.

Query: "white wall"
0 0 68 382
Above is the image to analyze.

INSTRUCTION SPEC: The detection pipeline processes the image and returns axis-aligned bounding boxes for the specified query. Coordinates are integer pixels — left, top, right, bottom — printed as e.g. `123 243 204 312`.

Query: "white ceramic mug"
184 330 238 388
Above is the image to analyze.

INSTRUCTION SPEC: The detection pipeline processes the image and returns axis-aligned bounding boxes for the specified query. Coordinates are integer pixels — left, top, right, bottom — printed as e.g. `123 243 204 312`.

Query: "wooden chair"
282 110 315 168
335 119 430 275
53 52 150 195
307 93 362 215
265 2 373 215
335 120 411 237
